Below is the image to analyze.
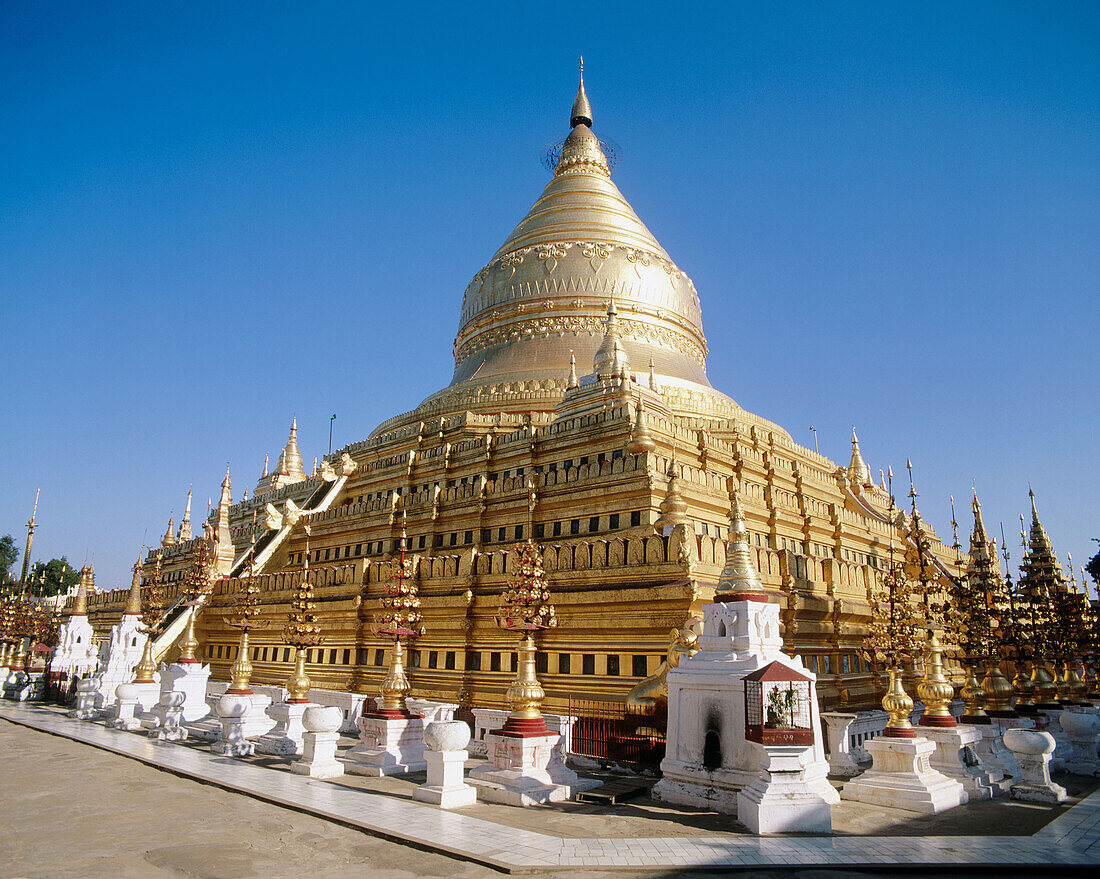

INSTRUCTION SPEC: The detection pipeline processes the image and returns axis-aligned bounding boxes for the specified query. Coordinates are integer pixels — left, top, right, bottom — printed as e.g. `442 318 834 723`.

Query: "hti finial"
571 56 593 128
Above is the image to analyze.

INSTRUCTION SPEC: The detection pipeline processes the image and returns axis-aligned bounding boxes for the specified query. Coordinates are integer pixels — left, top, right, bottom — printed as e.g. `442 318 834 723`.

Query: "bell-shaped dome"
372 67 794 438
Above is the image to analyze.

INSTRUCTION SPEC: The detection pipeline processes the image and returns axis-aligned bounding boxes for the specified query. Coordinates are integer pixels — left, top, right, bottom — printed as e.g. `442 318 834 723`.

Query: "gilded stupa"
374 64 789 440
79 67 966 718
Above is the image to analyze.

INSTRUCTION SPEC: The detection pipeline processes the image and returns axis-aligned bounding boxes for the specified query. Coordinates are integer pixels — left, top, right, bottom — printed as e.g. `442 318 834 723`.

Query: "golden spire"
653 451 690 533
261 453 269 479
124 552 143 616
593 299 630 379
178 486 193 541
715 491 765 598
570 55 592 128
19 488 40 587
71 566 90 616
310 455 318 478
648 357 659 392
627 398 656 456
848 427 871 486
161 513 175 548
567 350 578 390
284 416 305 477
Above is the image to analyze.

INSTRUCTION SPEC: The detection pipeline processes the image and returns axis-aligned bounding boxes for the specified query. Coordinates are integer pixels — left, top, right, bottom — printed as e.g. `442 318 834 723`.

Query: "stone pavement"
2 702 1098 873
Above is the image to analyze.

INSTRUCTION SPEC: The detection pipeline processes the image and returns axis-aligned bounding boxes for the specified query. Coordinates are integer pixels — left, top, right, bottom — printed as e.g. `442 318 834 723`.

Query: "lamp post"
329 412 337 455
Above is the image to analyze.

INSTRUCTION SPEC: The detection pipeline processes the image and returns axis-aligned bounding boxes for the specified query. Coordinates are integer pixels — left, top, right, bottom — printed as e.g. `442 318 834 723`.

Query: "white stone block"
736 744 834 833
1060 710 1100 777
820 712 862 777
344 713 426 776
256 700 315 756
154 691 188 742
211 693 255 757
840 735 967 815
921 724 1007 800
291 706 344 779
414 720 477 808
1004 728 1066 804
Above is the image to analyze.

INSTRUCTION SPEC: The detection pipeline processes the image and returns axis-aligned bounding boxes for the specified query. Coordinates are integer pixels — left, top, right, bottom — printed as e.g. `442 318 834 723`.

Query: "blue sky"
1 2 1097 592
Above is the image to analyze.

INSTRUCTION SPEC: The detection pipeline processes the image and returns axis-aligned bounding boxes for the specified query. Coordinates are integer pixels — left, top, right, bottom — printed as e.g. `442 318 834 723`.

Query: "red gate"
567 697 665 767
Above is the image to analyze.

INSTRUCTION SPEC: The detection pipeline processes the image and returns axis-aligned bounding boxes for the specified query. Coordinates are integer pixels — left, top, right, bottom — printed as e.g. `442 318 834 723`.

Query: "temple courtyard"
3 704 1098 878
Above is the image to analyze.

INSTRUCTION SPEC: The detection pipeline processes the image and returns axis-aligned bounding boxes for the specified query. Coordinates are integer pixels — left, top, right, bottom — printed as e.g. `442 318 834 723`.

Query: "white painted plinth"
736 744 834 834
1038 709 1072 768
68 677 101 720
211 694 254 757
922 724 1008 800
468 731 575 806
820 712 862 778
1060 711 1100 777
840 735 966 815
1004 728 1067 804
343 713 426 776
158 663 212 722
110 684 142 730
415 750 477 808
154 691 188 742
256 701 316 756
414 720 477 809
291 706 345 779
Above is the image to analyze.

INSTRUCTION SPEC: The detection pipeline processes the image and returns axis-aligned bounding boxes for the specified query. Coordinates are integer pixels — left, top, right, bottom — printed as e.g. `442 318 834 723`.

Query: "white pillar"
414 720 477 808
1004 728 1067 804
291 706 345 779
155 691 188 742
1060 711 1100 777
110 683 143 731
820 712 861 777
212 693 254 757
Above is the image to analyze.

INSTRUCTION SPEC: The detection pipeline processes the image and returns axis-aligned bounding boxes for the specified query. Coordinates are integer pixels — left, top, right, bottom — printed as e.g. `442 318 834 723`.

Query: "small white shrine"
93 559 148 709
653 494 837 831
49 567 99 685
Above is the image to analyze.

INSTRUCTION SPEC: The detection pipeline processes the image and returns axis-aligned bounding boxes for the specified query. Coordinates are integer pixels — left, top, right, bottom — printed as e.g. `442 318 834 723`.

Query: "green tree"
29 558 80 598
1087 539 1100 587
0 535 18 591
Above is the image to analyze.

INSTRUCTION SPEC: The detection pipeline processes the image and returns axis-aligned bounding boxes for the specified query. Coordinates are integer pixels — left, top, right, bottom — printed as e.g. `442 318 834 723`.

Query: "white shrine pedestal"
156 662 212 723
343 710 427 776
1004 728 1067 804
256 700 317 756
414 720 476 808
841 734 966 815
736 743 833 833
922 723 1008 800
467 717 594 806
291 706 345 779
653 595 835 816
820 712 862 778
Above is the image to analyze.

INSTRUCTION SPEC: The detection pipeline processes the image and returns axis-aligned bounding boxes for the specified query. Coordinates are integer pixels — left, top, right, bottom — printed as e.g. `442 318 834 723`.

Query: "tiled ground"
3 701 1098 872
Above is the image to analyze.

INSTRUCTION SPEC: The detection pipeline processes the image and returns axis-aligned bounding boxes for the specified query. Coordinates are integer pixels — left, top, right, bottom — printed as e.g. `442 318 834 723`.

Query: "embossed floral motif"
580 241 611 274
537 243 567 274
500 251 525 280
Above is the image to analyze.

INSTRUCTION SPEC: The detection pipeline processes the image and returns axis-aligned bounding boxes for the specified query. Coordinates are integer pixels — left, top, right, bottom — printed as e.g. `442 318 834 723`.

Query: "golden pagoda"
80 67 966 716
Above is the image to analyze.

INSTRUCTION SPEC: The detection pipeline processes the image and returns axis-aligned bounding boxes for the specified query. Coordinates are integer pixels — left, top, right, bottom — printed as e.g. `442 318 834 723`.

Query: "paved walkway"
3 701 1098 872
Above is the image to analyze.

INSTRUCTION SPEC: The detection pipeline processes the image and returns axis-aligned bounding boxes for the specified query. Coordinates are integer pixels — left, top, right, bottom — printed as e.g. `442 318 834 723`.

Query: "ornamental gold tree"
949 494 996 721
372 514 423 715
227 522 266 695
496 481 558 735
862 477 923 737
903 464 956 728
177 533 215 664
1017 500 1061 707
283 526 324 703
963 494 1016 716
134 552 167 683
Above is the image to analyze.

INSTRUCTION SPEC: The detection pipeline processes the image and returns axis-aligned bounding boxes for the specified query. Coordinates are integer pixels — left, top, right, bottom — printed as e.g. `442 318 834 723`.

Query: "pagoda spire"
178 486 193 541
124 552 144 616
593 299 629 379
71 565 91 616
653 451 689 533
571 55 592 128
19 488 40 587
848 427 871 487
261 453 269 479
161 513 175 548
566 350 578 390
214 464 235 576
627 398 656 456
715 491 765 598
